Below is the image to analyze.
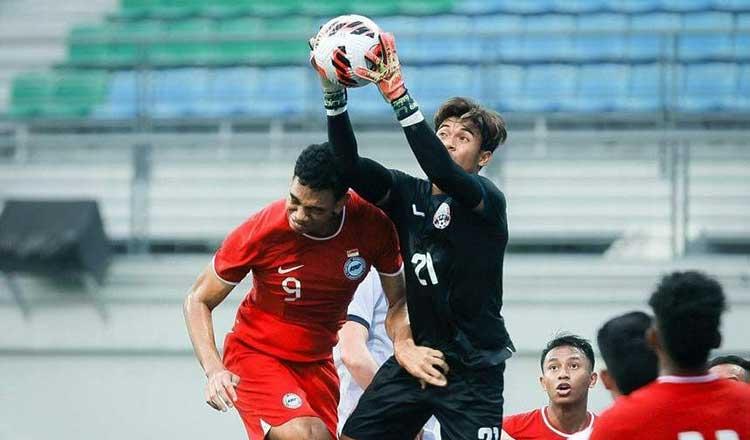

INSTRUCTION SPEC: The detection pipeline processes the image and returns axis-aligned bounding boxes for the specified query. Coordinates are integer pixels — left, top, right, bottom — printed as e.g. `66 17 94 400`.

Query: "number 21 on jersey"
411 252 439 286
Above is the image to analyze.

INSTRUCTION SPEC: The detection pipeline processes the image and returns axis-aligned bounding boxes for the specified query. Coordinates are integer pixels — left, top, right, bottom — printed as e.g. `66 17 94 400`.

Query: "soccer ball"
311 15 381 88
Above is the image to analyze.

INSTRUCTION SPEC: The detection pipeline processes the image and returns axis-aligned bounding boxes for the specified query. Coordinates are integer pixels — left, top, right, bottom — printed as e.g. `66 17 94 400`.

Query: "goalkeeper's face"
286 177 347 237
436 117 492 174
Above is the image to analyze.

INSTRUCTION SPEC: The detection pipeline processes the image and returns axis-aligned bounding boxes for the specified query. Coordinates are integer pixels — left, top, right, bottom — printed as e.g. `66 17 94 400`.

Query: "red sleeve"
501 414 521 436
369 204 403 276
213 210 268 284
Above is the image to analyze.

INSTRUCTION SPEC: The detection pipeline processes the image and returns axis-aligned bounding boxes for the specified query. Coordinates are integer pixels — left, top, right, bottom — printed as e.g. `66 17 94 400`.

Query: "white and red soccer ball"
311 14 381 88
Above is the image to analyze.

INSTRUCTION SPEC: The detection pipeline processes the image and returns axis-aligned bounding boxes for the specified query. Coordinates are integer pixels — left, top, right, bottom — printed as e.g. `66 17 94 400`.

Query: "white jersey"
335 268 441 440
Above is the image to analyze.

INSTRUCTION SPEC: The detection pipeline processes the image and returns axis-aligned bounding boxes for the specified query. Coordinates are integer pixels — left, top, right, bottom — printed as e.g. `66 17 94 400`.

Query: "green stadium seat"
9 72 57 118
214 18 265 64
110 21 164 66
151 18 216 65
399 0 454 15
248 0 304 17
68 25 113 65
201 0 254 18
46 71 110 117
300 0 352 16
252 39 308 64
350 0 401 16
120 0 158 19
150 0 201 19
263 17 314 36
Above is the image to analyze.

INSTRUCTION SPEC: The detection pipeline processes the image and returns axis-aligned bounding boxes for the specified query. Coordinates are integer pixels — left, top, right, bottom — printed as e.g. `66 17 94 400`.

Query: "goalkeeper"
311 32 515 440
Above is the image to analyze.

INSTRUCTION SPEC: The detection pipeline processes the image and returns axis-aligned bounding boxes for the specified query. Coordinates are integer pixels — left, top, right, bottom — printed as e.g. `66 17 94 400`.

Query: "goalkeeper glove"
309 37 347 112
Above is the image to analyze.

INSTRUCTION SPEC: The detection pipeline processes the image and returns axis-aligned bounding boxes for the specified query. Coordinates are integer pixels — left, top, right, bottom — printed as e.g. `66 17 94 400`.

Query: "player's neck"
659 355 709 377
431 183 444 196
546 402 590 434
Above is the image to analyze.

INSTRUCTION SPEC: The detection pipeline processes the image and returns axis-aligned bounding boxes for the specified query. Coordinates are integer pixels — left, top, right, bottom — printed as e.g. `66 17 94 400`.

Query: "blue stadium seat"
209 68 261 116
658 0 714 12
247 68 307 117
573 64 629 112
552 0 606 13
631 12 682 32
346 82 391 117
452 0 506 14
738 13 750 29
678 63 737 111
152 69 210 118
374 16 415 35
407 66 480 113
625 63 663 111
483 64 525 111
713 0 750 11
94 71 139 119
519 64 577 112
493 0 556 13
680 12 734 61
396 16 477 63
627 34 667 60
602 0 658 12
473 15 524 61
574 13 629 61
523 14 576 61
737 64 750 110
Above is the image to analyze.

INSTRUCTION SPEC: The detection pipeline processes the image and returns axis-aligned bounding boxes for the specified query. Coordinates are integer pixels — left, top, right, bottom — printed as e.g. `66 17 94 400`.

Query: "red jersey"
590 374 750 440
214 192 403 362
503 407 595 440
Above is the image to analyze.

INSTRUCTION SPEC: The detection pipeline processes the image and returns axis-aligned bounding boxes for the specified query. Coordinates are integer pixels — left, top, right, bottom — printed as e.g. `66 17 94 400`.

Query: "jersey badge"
433 202 451 229
282 393 302 409
343 252 367 280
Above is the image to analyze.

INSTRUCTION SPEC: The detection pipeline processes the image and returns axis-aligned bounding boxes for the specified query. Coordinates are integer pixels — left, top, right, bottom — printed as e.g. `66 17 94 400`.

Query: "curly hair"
597 311 658 395
540 333 595 372
649 271 726 369
293 142 348 199
434 97 507 152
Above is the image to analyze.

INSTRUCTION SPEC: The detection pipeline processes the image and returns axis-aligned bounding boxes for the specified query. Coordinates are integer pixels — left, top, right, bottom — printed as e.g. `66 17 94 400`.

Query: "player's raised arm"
355 33 499 212
183 264 240 412
309 40 394 206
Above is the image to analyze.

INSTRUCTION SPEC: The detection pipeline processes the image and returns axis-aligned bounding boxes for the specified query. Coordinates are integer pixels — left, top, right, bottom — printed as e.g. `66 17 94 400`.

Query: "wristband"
391 91 419 121
323 88 347 111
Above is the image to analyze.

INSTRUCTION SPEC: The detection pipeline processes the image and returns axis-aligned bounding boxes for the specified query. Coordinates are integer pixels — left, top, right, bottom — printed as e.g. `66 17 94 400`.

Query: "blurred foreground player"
314 32 514 440
183 143 424 440
590 271 750 440
708 355 750 383
502 335 597 440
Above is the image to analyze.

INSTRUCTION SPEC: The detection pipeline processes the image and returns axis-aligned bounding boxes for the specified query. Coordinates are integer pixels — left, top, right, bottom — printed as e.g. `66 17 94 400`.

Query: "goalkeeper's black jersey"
381 169 514 370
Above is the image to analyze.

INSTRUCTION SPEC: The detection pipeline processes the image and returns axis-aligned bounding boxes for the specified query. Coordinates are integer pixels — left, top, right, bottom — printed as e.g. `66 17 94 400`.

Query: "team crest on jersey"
433 202 452 229
282 393 302 409
343 255 367 280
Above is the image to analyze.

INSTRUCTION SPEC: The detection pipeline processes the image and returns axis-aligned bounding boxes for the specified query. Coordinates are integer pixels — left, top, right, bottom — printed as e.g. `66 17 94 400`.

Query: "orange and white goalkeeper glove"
355 33 420 122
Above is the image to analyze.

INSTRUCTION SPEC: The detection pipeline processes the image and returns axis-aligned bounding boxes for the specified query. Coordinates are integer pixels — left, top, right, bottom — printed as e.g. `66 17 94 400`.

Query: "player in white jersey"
335 268 440 440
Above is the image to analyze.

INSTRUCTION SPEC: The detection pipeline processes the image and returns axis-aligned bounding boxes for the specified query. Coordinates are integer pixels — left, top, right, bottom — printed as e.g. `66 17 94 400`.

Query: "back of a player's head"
433 97 507 152
648 271 726 370
708 355 750 382
597 311 659 395
540 333 596 372
294 142 347 200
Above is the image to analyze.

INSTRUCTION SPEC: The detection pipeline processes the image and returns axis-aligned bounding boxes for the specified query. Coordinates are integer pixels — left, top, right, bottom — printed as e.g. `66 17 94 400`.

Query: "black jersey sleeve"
401 119 485 209
476 176 508 230
328 111 394 204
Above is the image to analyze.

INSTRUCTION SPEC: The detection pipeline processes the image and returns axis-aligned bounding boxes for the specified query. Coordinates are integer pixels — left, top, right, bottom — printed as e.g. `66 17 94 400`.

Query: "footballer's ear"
334 192 350 214
478 149 493 168
646 324 660 353
589 371 598 388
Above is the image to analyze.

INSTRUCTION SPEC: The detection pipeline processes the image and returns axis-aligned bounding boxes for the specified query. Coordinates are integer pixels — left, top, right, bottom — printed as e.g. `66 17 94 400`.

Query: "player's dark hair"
434 97 507 152
597 311 659 395
709 355 750 372
294 142 348 200
648 271 726 370
540 333 595 372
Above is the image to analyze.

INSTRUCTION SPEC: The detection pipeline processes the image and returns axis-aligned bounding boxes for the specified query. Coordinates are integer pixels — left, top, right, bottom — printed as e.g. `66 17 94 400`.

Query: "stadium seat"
248 0 303 17
493 0 556 13
678 12 734 61
300 0 351 16
345 82 391 117
208 67 262 115
46 71 109 117
631 12 682 32
119 0 158 19
736 17 750 59
9 72 57 118
574 64 629 112
452 0 506 14
68 25 113 65
149 0 201 19
396 16 476 63
678 63 737 111
349 0 401 16
601 0 659 12
473 14 524 61
253 67 307 116
522 14 576 61
624 63 663 111
150 69 200 117
713 0 750 11
629 14 679 61
110 20 164 66
574 13 628 61
552 0 606 13
658 0 714 12
200 0 254 18
519 64 577 112
483 64 525 111
399 0 454 15
407 66 479 113
213 18 264 64
737 64 750 110
150 18 216 66
94 71 138 119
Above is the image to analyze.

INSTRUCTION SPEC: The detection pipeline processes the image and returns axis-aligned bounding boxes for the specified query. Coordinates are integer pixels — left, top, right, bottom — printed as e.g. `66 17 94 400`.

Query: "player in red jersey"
502 335 598 440
183 143 449 440
590 271 750 440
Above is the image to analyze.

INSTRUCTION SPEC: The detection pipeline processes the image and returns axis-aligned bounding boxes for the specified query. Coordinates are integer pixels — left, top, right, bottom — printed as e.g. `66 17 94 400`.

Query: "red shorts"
223 333 340 439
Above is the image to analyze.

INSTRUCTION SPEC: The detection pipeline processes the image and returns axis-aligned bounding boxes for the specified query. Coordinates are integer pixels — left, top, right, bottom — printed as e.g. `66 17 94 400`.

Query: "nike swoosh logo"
278 264 304 274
